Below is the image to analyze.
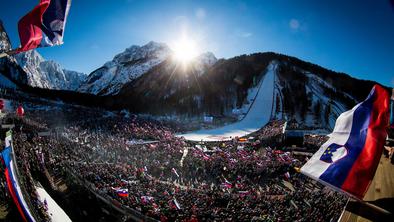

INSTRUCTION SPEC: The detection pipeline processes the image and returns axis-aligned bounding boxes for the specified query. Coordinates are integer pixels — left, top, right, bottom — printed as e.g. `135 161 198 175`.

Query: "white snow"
79 42 217 95
305 72 357 103
191 52 217 76
239 84 259 118
178 62 276 141
14 50 86 90
79 41 172 95
0 98 14 112
35 186 72 222
305 79 349 130
0 23 11 52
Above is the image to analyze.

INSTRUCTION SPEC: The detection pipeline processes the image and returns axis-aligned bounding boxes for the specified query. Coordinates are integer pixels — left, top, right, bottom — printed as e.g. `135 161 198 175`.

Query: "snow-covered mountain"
0 20 11 52
14 50 86 90
79 41 171 95
0 21 86 91
1 19 379 130
79 41 217 95
115 52 377 130
191 52 218 76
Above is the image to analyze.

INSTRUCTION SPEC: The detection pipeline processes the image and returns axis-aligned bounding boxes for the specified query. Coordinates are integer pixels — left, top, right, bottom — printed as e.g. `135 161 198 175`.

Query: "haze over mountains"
0 20 379 130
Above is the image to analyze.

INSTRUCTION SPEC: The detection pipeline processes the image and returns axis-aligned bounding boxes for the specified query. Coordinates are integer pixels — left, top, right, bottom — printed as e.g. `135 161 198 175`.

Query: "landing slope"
179 63 276 141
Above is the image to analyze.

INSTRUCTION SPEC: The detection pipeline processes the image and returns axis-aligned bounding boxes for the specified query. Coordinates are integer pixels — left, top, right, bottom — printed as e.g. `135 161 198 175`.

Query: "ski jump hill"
179 63 276 141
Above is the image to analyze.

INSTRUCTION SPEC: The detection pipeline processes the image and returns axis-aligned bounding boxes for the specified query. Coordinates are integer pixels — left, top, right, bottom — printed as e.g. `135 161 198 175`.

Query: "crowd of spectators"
2 108 348 222
303 135 329 150
0 118 50 221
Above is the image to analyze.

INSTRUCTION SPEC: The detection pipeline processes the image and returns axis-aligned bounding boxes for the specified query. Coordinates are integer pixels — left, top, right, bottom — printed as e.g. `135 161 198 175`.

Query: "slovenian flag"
301 84 390 199
16 0 71 53
1 131 36 222
116 188 129 198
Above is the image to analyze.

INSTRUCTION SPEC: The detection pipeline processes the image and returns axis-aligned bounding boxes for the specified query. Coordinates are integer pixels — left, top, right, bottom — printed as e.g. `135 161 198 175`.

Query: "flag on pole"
116 188 129 198
301 84 390 199
1 132 36 222
0 0 71 57
17 0 71 52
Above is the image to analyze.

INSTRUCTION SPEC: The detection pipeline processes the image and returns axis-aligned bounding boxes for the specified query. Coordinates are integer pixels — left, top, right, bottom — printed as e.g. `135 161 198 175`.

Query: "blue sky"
1 0 394 87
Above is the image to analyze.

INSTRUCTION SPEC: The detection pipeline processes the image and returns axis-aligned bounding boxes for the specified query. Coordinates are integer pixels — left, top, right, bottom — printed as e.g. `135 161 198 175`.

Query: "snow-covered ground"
0 98 14 113
178 62 276 141
35 186 72 222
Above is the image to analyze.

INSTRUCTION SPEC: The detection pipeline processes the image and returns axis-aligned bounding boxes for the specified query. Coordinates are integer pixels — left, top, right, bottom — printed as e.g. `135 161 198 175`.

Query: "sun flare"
172 37 198 64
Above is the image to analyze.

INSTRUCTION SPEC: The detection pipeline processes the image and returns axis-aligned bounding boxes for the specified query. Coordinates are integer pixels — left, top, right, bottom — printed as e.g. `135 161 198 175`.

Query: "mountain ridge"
0 21 384 129
79 41 218 95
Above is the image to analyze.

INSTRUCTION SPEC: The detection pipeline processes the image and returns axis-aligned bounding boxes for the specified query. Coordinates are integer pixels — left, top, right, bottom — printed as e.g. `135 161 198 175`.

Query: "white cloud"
196 8 206 20
289 18 300 30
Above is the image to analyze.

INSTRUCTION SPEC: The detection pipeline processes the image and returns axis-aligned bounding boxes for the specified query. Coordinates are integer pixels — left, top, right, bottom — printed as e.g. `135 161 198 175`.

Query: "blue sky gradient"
1 0 393 86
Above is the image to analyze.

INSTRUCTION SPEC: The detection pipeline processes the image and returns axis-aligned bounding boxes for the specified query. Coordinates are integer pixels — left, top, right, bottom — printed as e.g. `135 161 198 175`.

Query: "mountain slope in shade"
115 52 377 130
0 20 29 86
78 41 218 95
0 20 379 131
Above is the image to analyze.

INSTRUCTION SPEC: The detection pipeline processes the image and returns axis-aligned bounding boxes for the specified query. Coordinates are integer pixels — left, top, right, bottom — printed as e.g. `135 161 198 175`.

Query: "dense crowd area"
1 108 348 222
0 118 50 221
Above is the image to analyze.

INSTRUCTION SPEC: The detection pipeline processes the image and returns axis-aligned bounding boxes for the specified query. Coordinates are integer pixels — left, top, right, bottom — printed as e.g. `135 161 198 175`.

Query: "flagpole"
0 52 7 58
0 49 19 59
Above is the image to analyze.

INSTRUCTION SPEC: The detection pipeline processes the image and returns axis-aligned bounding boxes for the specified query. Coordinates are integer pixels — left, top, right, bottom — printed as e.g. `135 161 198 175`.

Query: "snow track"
179 62 276 141
36 186 72 222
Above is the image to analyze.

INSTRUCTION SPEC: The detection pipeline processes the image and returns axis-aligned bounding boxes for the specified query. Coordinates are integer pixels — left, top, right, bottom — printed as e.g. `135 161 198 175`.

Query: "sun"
172 37 198 64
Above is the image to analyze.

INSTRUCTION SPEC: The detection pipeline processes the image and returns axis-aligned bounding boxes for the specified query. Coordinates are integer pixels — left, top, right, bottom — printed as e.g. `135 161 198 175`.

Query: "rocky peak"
0 20 12 52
